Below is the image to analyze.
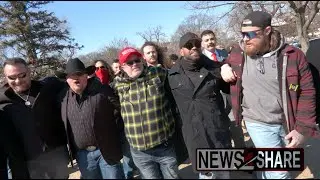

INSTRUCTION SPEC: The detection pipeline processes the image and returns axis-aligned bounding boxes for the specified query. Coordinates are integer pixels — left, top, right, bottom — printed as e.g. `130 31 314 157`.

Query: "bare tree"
79 37 137 65
288 1 320 53
187 1 320 53
136 25 167 44
169 12 234 54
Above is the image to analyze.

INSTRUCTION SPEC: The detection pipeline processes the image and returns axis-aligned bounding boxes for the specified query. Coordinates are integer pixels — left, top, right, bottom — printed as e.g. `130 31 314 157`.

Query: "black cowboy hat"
54 58 96 79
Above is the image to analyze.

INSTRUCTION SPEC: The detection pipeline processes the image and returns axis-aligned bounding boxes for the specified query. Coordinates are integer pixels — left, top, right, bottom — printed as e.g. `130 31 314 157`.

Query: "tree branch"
188 1 284 10
302 1 309 10
271 4 281 16
288 1 298 12
210 5 237 27
303 1 319 30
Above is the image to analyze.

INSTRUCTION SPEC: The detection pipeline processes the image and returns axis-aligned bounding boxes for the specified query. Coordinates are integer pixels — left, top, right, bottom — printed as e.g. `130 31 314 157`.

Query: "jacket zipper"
281 53 290 134
237 52 245 125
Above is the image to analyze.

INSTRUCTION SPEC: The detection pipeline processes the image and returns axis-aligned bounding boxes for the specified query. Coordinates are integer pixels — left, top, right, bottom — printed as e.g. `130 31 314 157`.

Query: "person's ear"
265 26 272 36
180 49 184 56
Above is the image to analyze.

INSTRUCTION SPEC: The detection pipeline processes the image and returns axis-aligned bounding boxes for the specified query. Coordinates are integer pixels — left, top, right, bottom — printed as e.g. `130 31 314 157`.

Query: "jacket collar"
169 55 215 76
168 57 184 75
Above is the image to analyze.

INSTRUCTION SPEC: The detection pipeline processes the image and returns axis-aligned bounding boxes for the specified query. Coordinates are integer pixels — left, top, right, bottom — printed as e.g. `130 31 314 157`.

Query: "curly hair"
140 41 165 66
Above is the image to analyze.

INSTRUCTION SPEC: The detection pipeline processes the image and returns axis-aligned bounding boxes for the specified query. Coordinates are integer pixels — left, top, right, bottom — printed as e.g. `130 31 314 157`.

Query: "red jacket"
225 44 319 138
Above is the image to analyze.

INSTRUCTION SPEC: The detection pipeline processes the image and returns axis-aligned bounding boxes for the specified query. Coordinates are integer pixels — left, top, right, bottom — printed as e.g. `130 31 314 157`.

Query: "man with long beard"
221 11 319 179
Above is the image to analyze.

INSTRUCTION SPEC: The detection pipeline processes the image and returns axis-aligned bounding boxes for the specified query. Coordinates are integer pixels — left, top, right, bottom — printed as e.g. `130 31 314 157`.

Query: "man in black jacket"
0 109 30 179
168 32 232 179
60 58 124 179
0 57 69 179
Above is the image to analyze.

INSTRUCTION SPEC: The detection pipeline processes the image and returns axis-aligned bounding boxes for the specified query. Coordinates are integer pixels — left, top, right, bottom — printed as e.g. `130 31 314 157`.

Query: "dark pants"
0 151 8 180
27 146 69 179
130 140 178 179
221 91 246 148
76 148 124 179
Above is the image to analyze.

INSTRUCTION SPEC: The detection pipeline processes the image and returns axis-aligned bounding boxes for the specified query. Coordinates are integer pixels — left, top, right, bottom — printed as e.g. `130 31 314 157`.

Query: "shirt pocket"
146 76 163 96
118 85 130 102
170 80 183 91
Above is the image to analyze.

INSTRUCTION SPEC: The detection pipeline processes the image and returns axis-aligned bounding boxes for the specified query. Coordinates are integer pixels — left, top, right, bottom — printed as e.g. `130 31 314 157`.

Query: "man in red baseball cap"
118 47 144 80
112 47 184 179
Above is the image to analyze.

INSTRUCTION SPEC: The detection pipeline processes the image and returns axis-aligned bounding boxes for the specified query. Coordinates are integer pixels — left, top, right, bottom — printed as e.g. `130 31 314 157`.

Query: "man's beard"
244 40 268 57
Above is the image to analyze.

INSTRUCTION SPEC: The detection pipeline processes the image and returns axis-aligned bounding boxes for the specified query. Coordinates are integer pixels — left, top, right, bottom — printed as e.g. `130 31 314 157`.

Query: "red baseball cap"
119 47 142 65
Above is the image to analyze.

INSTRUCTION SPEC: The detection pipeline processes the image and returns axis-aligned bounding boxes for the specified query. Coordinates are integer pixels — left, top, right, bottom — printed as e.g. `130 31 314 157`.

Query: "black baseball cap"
179 32 201 49
242 11 272 28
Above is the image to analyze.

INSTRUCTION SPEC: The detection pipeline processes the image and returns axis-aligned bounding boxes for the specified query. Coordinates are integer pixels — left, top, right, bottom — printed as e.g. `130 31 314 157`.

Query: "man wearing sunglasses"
0 57 69 178
221 11 319 179
112 47 180 179
168 32 232 179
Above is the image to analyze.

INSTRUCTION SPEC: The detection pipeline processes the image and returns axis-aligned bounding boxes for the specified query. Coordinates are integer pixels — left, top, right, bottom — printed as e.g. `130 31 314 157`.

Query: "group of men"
1 11 319 180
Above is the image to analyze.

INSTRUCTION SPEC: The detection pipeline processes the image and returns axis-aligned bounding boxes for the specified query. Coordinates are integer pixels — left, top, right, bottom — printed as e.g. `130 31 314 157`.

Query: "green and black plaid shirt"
113 66 175 150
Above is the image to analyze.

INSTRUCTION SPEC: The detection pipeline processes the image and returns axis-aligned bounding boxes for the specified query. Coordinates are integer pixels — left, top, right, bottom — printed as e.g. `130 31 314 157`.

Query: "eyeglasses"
7 72 27 80
96 66 106 70
183 40 201 50
125 59 142 66
241 30 262 40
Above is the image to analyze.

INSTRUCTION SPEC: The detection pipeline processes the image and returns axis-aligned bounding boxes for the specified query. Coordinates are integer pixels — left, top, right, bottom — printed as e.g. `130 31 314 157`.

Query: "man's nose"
243 35 250 41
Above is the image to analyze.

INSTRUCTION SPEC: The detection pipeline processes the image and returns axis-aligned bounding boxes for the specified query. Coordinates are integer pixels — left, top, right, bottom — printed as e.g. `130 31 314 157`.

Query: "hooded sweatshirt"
241 35 286 124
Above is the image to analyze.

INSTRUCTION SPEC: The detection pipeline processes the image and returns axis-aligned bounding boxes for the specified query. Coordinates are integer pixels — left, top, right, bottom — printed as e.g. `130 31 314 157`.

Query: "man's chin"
14 87 29 93
130 71 142 79
244 48 257 57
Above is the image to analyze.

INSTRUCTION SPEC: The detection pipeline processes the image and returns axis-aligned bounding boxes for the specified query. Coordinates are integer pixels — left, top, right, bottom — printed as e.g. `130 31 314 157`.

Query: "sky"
44 1 204 56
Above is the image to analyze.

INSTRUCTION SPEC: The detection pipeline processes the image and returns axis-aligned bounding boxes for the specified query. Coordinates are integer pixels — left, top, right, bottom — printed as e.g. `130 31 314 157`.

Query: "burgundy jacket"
225 44 319 138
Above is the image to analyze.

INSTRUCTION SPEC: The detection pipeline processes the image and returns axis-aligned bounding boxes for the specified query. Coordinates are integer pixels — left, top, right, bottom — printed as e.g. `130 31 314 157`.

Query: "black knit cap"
242 11 272 28
179 32 201 49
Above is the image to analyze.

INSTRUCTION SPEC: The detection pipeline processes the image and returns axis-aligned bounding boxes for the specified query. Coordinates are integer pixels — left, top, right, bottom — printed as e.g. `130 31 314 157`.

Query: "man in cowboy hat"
59 58 124 179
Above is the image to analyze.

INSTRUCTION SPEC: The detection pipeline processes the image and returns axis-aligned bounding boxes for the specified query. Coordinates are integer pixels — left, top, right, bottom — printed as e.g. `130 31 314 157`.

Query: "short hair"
200 30 216 39
112 59 119 63
140 41 164 66
3 57 28 67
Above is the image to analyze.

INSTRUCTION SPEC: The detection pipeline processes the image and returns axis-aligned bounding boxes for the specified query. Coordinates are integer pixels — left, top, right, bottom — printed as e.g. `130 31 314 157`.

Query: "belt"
86 146 97 151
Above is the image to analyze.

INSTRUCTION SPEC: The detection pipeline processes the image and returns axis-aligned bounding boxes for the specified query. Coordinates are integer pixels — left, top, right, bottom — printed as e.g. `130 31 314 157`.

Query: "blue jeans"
130 140 178 179
244 120 291 179
76 148 124 179
121 132 137 179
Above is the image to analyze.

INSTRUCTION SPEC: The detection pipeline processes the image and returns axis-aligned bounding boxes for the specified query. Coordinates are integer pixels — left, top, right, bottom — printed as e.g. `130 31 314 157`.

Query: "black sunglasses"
7 72 27 80
183 40 201 50
125 59 142 66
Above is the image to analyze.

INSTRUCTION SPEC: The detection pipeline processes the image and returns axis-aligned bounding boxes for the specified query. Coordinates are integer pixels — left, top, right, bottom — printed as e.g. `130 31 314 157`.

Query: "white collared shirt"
202 49 216 61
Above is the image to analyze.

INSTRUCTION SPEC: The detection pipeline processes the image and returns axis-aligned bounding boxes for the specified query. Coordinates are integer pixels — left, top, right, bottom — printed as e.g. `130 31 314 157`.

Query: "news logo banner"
196 148 304 171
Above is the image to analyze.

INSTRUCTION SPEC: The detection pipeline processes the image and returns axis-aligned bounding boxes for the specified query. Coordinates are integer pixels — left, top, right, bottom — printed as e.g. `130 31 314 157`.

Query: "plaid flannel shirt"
113 66 175 150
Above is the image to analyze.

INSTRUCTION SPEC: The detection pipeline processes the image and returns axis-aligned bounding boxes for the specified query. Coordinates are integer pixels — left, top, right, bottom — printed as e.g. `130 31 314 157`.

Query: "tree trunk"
27 48 37 64
295 11 309 54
